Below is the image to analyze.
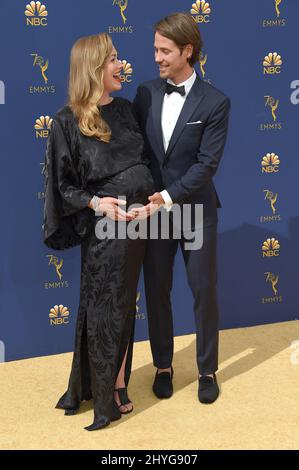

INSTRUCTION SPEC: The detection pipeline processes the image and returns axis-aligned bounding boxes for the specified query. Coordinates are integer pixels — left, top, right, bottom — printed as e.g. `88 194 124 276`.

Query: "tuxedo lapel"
164 76 204 161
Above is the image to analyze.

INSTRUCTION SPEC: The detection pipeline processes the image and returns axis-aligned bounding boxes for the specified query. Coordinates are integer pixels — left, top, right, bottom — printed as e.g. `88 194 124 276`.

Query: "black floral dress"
43 97 154 430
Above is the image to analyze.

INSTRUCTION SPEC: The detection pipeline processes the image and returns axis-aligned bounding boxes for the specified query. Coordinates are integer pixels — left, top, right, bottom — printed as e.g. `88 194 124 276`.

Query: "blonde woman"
43 33 154 431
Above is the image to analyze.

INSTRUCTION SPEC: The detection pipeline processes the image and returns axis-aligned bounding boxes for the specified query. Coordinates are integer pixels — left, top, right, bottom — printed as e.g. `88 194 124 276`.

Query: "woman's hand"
131 202 161 220
90 196 136 221
130 192 164 219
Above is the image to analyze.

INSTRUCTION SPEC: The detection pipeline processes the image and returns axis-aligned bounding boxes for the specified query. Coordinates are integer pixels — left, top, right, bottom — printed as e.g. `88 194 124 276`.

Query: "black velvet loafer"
152 367 174 399
198 373 219 404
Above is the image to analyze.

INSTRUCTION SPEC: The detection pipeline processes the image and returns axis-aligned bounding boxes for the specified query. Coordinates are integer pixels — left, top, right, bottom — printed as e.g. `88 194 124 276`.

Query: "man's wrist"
160 190 173 212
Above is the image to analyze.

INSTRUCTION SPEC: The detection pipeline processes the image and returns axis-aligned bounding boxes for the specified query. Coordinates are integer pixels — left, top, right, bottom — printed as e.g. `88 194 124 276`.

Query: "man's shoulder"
201 79 230 106
137 76 229 103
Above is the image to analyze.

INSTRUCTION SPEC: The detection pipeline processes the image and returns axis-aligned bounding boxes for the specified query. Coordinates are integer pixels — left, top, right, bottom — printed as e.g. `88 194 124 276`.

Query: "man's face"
154 32 191 82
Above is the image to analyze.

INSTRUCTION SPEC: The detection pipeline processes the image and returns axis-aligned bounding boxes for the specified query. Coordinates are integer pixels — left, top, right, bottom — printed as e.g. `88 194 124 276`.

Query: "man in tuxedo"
133 12 230 404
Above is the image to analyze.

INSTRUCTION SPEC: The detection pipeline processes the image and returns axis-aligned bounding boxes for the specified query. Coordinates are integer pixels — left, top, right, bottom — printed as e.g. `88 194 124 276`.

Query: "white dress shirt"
160 69 197 211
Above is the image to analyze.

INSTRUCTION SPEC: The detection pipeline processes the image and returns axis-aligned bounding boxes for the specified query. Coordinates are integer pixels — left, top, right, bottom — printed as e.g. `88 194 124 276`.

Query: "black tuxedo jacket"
133 74 230 223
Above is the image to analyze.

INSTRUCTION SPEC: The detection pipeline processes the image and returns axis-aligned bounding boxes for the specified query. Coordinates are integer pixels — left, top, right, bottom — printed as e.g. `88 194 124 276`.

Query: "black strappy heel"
114 387 133 415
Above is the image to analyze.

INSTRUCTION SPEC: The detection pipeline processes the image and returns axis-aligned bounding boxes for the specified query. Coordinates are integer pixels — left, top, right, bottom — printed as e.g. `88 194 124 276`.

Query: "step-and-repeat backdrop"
0 0 298 362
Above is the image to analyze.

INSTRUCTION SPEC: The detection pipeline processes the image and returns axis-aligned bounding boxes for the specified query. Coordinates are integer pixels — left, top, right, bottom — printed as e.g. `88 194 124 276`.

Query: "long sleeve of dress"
43 117 93 250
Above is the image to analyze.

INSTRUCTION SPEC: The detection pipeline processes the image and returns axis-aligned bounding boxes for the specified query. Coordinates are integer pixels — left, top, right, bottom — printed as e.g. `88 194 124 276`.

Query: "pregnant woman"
43 33 154 431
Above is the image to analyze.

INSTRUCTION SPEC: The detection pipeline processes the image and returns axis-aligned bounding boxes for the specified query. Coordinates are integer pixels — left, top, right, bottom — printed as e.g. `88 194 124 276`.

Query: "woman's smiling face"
102 47 123 93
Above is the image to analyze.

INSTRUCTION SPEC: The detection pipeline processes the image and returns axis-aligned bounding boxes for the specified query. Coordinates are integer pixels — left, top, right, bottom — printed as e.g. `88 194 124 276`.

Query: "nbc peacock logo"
120 60 133 83
34 115 52 138
263 52 282 75
262 238 280 257
261 153 280 174
49 304 70 326
25 1 48 27
190 0 211 23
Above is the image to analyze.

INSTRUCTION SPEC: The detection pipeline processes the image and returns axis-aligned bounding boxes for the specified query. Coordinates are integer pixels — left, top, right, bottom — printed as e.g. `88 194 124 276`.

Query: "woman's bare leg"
114 345 133 413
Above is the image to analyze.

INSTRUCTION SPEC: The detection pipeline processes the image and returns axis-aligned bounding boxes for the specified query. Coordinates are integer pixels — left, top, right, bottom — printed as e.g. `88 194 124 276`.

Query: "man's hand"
148 192 165 206
132 202 161 220
131 192 167 219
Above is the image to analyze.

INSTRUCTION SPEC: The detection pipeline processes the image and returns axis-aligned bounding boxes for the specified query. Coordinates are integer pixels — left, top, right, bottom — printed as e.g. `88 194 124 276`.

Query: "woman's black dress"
43 97 154 430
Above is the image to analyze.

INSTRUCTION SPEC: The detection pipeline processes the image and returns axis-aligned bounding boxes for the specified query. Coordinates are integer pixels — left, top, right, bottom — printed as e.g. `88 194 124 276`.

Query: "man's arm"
165 96 230 204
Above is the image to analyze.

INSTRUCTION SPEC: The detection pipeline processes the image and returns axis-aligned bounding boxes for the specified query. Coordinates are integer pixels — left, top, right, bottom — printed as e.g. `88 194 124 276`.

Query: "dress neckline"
99 97 116 108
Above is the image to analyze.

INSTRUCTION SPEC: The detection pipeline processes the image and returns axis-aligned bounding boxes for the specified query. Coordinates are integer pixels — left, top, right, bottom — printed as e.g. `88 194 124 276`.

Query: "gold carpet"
1 320 299 450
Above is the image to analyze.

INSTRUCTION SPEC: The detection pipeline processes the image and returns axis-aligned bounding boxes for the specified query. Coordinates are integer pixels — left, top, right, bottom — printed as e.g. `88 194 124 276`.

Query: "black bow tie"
165 82 186 97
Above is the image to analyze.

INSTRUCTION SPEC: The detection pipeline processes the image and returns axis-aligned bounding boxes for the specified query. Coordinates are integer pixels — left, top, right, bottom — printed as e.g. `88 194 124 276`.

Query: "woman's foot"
114 387 133 414
84 416 111 431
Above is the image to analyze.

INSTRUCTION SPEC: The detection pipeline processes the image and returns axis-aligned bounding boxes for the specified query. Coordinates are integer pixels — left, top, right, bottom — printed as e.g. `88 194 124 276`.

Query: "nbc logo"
25 1 48 26
49 304 70 326
34 115 52 138
190 0 211 23
263 52 282 75
120 60 133 83
262 238 280 257
0 80 4 104
261 153 280 174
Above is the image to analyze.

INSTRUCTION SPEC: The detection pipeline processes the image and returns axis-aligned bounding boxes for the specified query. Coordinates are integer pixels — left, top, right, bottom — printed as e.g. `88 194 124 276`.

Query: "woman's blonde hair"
68 33 113 142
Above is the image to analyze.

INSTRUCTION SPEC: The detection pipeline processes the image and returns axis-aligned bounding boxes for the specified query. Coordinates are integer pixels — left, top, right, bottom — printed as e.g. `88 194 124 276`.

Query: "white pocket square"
186 120 202 125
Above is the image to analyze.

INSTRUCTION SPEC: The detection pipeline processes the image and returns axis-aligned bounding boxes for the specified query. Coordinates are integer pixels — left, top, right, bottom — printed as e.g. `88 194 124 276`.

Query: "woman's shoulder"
51 106 79 141
49 105 79 146
53 105 76 125
113 97 137 123
113 96 133 110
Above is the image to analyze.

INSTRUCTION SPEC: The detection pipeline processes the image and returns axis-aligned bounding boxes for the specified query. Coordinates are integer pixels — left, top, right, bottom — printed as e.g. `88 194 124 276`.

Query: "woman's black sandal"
114 387 133 414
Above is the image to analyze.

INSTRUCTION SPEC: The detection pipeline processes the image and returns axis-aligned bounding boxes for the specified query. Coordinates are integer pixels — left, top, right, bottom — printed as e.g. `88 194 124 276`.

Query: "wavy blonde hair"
68 33 113 142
